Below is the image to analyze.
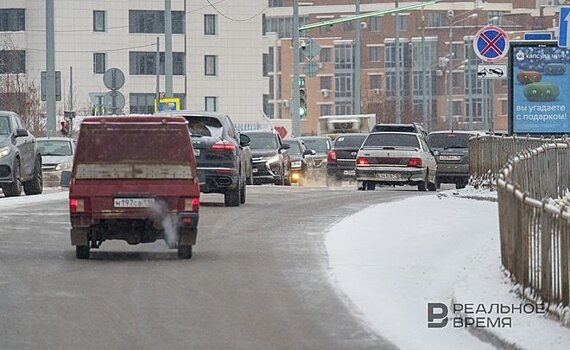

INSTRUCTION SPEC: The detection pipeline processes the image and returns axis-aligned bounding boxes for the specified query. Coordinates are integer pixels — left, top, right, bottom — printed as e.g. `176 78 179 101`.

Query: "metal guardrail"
469 135 561 182
496 143 570 307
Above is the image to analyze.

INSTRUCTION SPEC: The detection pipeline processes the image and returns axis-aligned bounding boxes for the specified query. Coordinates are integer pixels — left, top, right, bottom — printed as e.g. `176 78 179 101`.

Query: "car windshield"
301 139 328 154
38 140 73 156
334 135 367 148
372 124 417 133
0 116 11 135
426 133 471 149
183 116 223 138
363 134 420 149
247 133 278 150
283 141 301 155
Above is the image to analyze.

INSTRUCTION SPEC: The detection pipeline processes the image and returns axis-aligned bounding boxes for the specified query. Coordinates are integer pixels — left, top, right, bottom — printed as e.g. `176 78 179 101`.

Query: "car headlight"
265 155 280 164
291 161 302 168
0 146 10 159
55 162 72 171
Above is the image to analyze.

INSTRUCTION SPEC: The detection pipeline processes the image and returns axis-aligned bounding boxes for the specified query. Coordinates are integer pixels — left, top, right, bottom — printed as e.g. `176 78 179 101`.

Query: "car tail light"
356 156 369 166
211 140 236 151
327 150 337 161
69 198 90 213
407 158 422 168
179 197 200 212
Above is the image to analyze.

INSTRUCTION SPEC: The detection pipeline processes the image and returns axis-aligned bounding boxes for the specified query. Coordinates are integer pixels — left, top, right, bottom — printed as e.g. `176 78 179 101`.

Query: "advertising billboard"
509 41 570 135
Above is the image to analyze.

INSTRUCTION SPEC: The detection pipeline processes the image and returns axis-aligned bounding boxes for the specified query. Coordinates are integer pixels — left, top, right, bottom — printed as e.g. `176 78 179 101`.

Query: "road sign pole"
395 0 401 124
46 0 56 137
292 0 301 137
354 0 361 115
165 0 173 98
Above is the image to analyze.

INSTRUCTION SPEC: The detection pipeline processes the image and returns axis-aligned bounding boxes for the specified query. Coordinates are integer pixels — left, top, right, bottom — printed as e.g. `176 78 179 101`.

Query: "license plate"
439 155 461 161
113 198 155 208
376 173 400 180
253 168 258 173
343 170 356 176
193 149 200 157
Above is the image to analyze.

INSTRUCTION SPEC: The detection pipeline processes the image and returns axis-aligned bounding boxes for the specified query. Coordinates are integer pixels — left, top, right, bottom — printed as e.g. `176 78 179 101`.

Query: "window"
129 10 185 34
93 53 106 74
320 76 331 90
369 47 382 62
320 48 331 63
320 104 332 116
427 13 445 27
452 72 461 88
204 14 217 35
500 100 508 116
268 0 283 7
262 48 274 76
129 52 185 75
263 94 274 118
205 55 217 76
0 9 25 31
370 75 381 90
335 44 353 70
335 73 352 98
129 93 155 114
369 17 380 32
205 96 217 112
397 15 407 31
264 16 309 38
452 101 462 116
0 50 25 74
93 11 106 32
343 20 354 31
319 24 331 34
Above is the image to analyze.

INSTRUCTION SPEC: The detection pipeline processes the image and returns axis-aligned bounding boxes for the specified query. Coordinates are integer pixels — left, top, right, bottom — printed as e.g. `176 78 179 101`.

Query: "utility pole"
69 66 73 111
354 0 361 115
447 13 454 130
395 0 401 123
156 37 160 102
46 0 56 136
420 9 428 130
489 80 495 132
165 0 173 97
467 37 474 131
292 0 301 137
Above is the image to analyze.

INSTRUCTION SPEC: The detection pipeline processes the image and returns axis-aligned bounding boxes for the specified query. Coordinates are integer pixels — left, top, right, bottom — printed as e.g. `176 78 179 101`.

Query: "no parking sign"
473 25 509 62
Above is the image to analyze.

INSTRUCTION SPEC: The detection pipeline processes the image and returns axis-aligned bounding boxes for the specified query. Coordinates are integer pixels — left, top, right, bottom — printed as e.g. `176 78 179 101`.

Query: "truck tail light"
70 198 90 213
211 140 236 151
407 158 422 168
179 197 200 212
356 156 369 166
327 150 337 161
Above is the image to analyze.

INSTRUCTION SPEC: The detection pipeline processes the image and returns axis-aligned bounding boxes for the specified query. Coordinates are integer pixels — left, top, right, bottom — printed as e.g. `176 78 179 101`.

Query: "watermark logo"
427 302 545 329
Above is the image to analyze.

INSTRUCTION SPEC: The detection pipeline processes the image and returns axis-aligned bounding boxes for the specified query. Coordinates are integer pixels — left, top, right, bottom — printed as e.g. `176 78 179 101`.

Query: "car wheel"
224 185 241 207
76 245 90 259
357 181 366 191
239 178 246 204
428 174 438 192
284 172 292 186
366 182 376 191
177 245 193 259
3 158 22 197
418 173 428 191
23 157 43 195
456 180 468 189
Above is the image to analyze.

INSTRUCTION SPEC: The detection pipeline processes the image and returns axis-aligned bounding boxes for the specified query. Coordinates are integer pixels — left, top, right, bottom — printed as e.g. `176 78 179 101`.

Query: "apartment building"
263 0 560 134
0 0 267 122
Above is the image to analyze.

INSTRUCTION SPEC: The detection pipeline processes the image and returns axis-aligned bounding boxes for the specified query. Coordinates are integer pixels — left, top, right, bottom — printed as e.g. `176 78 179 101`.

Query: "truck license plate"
114 198 155 208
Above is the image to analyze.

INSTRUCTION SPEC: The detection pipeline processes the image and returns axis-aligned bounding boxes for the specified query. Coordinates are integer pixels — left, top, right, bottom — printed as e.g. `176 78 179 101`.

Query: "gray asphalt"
0 185 421 350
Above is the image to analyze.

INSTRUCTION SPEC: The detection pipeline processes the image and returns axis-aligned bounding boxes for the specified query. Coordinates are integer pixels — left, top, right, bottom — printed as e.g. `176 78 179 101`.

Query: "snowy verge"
325 193 570 349
0 190 67 210
439 185 498 202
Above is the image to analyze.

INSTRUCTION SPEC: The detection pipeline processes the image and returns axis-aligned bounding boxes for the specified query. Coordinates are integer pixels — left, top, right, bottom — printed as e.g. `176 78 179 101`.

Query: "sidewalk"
325 187 570 349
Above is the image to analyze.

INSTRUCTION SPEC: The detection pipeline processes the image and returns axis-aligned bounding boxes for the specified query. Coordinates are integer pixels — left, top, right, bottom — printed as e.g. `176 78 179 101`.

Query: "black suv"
242 130 291 186
0 111 43 197
326 133 367 186
159 111 250 207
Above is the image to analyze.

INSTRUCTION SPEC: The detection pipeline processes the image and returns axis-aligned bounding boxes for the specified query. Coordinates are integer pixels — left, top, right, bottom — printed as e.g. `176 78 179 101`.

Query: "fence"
496 143 570 306
469 135 561 182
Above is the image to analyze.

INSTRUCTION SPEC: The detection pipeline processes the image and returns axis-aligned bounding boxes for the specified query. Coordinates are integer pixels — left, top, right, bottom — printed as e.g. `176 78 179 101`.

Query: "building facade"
0 0 268 123
263 0 560 134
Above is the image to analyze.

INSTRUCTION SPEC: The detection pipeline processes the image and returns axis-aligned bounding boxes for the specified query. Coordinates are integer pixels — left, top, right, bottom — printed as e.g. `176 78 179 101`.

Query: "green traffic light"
299 107 306 117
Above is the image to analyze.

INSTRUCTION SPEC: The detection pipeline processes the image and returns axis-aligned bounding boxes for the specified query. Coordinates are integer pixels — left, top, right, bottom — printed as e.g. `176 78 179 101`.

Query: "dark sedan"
283 138 315 185
326 133 367 186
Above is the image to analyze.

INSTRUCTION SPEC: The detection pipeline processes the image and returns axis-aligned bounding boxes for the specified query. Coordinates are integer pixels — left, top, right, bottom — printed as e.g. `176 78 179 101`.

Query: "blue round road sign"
473 25 509 62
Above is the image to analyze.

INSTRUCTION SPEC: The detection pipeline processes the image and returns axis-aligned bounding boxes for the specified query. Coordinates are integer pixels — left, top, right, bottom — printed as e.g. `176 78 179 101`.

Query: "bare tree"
0 34 45 136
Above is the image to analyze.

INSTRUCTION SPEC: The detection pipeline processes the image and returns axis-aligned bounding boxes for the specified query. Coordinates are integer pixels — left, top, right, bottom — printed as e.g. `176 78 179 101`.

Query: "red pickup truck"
68 116 200 259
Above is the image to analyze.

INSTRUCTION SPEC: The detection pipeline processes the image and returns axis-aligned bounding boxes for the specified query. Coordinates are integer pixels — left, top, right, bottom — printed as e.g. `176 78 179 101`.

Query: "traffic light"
299 77 307 119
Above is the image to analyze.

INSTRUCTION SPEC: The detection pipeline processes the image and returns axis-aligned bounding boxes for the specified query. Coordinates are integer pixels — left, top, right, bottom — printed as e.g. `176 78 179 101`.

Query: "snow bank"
0 190 67 210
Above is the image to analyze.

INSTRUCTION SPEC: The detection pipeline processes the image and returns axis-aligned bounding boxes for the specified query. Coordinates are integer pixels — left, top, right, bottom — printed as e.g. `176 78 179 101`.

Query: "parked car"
158 110 250 206
298 136 333 177
426 130 480 189
68 116 200 259
355 132 438 191
283 138 315 185
371 123 427 138
326 133 368 186
242 130 291 185
0 111 43 197
37 137 76 187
